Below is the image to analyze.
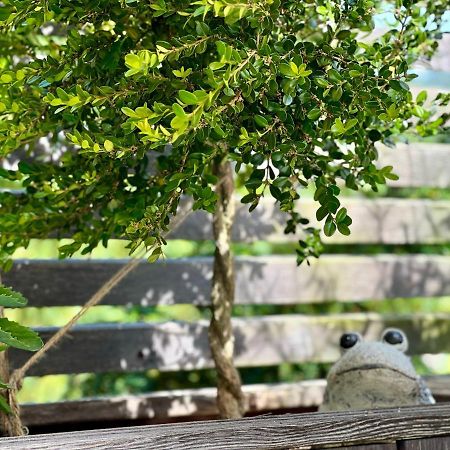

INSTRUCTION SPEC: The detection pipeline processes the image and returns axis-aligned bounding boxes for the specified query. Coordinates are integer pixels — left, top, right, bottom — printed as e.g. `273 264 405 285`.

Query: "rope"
9 255 143 388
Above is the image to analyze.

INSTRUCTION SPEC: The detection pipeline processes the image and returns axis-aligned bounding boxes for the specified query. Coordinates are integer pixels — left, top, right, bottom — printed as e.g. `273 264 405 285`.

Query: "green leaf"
389 79 409 92
336 30 351 40
327 197 340 214
0 73 13 83
336 207 348 223
327 68 342 83
345 118 358 131
324 218 336 237
0 286 27 308
307 108 321 121
416 90 427 104
0 395 11 414
209 62 226 70
179 90 199 105
0 6 13 22
254 114 269 128
125 53 141 69
314 77 329 88
279 63 295 77
0 318 43 351
241 193 255 204
337 223 351 235
104 140 114 151
296 64 312 77
172 103 187 118
135 105 152 118
316 205 328 221
147 247 162 263
331 86 343 101
170 114 188 130
331 118 345 135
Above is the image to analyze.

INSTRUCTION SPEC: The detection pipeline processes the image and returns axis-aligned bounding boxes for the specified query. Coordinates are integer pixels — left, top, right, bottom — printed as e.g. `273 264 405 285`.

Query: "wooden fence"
1 141 449 433
3 404 450 449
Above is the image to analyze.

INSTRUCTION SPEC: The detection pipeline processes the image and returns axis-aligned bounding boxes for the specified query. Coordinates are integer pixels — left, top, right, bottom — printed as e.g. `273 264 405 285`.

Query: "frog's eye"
339 332 361 350
382 328 408 352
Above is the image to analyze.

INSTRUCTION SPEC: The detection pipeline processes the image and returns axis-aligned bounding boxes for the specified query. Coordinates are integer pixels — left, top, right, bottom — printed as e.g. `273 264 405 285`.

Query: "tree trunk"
0 306 24 437
208 159 245 419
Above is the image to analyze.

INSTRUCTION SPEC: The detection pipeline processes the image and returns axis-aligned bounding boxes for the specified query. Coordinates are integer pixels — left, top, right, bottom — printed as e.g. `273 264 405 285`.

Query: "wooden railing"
3 404 450 449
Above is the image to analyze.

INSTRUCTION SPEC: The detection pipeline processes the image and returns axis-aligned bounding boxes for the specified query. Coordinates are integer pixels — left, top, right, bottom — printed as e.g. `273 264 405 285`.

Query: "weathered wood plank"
20 380 326 426
3 404 450 449
9 313 450 376
5 255 450 307
20 376 450 427
424 376 450 398
2 196 449 244
416 33 450 72
170 198 450 244
397 436 450 450
339 444 397 450
377 143 450 188
5 143 450 189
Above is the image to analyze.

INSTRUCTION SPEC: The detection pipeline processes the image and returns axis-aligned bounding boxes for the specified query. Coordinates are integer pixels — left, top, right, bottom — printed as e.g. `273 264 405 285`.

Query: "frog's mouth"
336 364 417 380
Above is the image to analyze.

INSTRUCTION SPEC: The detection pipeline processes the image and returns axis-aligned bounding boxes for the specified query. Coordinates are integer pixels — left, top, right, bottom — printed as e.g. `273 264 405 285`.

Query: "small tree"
0 0 448 420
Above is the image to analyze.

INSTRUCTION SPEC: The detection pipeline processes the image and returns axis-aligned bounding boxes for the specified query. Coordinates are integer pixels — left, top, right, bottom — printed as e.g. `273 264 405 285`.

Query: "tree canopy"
0 0 448 266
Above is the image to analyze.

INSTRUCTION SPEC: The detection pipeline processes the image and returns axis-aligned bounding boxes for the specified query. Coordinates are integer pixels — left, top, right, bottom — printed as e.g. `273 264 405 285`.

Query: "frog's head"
320 328 435 411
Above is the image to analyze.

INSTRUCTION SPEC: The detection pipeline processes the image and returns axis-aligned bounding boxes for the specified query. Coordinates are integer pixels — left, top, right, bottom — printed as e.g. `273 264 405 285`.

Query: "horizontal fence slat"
10 313 450 376
4 143 450 189
170 198 450 244
377 143 450 188
2 197 449 244
4 404 450 449
20 380 326 426
5 255 450 307
20 375 450 427
398 436 450 450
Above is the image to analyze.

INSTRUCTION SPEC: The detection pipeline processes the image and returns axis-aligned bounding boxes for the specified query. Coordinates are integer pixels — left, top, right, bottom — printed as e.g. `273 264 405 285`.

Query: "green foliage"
0 317 42 351
0 285 42 413
0 285 27 308
0 286 42 351
0 0 448 265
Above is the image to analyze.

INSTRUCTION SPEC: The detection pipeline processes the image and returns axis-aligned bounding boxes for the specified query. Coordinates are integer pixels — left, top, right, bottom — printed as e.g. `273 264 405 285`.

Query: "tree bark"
0 305 24 437
208 159 245 419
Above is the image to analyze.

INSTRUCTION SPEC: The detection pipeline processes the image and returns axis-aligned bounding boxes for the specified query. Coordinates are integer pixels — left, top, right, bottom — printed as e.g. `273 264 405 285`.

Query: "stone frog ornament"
320 328 435 411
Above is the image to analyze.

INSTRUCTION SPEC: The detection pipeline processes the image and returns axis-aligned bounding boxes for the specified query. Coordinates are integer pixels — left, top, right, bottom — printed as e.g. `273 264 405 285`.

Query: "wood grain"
6 196 447 244
9 313 450 376
397 436 450 450
5 255 450 307
3 404 450 449
20 376 450 427
424 376 450 398
376 143 450 188
338 444 397 450
3 196 450 246
170 198 450 244
20 380 327 426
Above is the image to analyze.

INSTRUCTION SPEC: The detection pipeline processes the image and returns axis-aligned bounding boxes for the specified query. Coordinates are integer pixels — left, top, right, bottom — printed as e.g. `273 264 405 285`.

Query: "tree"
0 0 448 420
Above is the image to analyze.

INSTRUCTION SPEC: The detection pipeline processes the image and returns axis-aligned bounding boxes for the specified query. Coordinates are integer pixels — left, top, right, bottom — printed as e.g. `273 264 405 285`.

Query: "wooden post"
208 159 245 419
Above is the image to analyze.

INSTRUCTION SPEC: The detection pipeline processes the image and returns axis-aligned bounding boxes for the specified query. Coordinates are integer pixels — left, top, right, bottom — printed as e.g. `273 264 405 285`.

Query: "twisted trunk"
208 159 245 419
0 305 24 436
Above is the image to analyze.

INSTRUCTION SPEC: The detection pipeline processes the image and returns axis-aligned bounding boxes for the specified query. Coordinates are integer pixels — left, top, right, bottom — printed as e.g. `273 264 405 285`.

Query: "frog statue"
320 328 435 411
